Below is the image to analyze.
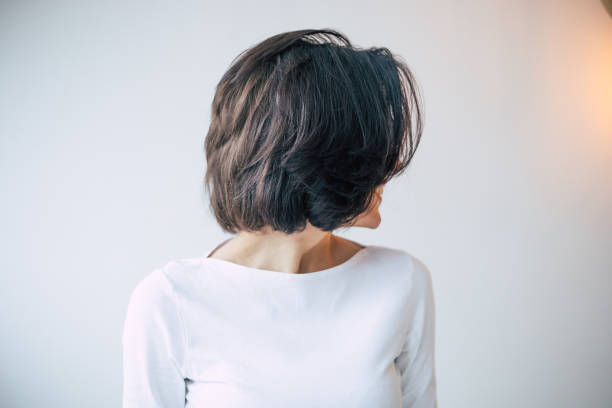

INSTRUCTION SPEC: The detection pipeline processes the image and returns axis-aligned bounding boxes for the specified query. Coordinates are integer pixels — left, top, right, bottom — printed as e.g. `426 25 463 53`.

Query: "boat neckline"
201 239 377 280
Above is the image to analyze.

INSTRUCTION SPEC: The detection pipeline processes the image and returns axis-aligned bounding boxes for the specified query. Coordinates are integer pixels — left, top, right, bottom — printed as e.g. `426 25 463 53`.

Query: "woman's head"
204 28 423 234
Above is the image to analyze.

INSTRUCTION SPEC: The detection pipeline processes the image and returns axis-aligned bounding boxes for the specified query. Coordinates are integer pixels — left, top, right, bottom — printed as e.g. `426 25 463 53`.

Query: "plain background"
1 0 611 407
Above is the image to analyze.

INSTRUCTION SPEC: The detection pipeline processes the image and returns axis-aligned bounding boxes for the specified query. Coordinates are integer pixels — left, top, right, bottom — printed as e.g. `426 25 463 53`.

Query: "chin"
350 202 382 228
357 211 382 229
368 215 382 229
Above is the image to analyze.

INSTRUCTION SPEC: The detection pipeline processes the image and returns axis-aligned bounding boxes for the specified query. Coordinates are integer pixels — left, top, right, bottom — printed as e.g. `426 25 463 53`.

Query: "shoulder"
368 245 434 292
122 262 192 375
126 256 205 315
125 268 175 324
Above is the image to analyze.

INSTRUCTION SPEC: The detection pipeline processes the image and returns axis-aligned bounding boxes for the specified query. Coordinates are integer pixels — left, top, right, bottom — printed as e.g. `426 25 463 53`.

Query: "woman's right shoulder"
368 244 433 287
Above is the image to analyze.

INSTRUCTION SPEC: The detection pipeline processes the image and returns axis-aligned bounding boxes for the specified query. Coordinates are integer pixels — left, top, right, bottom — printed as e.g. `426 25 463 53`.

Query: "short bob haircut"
204 28 424 234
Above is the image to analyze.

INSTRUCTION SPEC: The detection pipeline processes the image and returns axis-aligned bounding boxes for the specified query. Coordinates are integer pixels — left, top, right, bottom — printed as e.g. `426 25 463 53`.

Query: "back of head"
204 28 424 234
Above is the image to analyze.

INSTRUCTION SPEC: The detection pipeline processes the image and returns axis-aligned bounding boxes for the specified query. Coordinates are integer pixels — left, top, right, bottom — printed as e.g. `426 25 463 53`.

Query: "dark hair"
203 28 424 234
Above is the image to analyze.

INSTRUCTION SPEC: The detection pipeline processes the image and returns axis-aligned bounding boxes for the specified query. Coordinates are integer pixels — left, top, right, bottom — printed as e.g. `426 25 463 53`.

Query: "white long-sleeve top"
122 243 437 407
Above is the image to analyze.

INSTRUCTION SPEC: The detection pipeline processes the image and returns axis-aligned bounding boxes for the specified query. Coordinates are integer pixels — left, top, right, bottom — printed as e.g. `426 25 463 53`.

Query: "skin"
208 185 385 274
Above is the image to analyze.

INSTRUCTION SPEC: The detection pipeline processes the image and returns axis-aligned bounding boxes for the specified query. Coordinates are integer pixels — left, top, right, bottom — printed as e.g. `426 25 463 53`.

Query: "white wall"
1 0 610 407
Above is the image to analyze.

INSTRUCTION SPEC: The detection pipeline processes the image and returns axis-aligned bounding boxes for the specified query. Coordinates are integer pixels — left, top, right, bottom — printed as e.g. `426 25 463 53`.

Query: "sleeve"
122 268 187 408
395 256 438 408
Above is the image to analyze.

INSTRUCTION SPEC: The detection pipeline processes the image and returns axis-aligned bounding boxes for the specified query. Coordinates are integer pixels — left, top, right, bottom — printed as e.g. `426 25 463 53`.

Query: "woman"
122 28 437 407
